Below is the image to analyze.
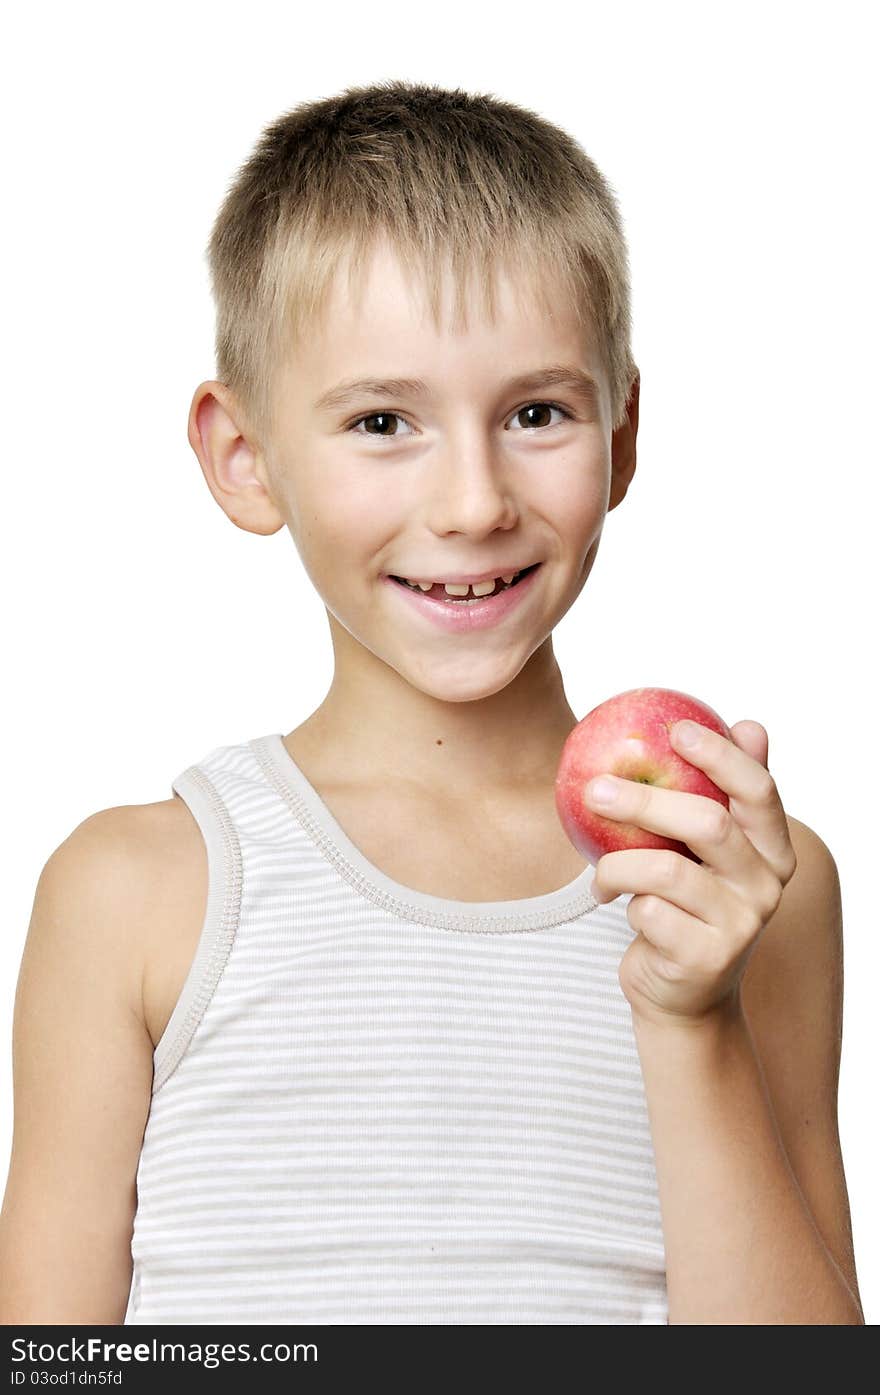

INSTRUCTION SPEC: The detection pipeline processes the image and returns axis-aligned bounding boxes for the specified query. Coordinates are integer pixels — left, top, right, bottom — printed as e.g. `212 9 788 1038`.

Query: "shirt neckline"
249 732 600 934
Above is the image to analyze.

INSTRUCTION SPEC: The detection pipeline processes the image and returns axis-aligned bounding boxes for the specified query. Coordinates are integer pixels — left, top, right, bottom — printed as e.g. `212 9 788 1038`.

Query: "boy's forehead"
285 237 604 401
326 236 577 332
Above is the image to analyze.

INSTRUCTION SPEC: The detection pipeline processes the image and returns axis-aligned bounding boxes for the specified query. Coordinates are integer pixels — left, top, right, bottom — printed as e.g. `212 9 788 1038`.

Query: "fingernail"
675 720 700 747
587 776 618 805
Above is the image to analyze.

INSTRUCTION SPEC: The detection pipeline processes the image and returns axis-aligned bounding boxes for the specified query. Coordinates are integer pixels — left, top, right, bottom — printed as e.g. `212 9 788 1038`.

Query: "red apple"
555 687 732 866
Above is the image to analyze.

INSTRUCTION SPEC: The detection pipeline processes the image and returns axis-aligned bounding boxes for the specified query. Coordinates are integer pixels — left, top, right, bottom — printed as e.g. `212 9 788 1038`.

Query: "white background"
2 0 876 1322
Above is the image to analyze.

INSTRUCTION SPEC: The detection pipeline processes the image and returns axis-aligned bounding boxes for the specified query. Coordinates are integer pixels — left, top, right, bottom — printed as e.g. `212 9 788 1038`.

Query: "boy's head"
189 81 640 705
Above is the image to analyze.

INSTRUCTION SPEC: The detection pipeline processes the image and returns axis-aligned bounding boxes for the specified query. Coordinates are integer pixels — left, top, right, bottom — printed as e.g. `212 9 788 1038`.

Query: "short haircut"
207 80 639 443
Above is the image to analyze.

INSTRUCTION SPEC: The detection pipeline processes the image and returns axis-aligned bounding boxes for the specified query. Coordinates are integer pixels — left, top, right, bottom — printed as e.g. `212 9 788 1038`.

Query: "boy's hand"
586 720 798 1028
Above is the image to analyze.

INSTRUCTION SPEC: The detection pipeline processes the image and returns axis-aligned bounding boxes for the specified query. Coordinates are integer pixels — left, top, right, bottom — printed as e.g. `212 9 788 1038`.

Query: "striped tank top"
124 734 668 1325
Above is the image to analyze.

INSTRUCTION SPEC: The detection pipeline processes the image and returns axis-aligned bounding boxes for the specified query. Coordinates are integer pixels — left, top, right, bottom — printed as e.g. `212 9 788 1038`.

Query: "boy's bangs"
269 224 601 385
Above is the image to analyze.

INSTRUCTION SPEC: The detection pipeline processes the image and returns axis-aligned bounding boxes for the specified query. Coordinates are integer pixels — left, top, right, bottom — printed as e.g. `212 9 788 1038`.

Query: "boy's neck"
286 636 581 801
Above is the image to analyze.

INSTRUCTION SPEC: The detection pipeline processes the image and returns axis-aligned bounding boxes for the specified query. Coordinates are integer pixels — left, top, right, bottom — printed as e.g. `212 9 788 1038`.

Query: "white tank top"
124 734 668 1325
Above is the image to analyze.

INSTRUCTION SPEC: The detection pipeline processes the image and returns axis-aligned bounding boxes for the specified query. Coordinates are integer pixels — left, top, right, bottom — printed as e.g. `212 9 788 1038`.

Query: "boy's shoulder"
62 796 207 1051
70 793 204 890
84 791 204 856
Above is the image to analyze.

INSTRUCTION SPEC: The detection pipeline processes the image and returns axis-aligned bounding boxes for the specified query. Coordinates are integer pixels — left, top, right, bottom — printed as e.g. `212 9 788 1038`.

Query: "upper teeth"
406 571 519 596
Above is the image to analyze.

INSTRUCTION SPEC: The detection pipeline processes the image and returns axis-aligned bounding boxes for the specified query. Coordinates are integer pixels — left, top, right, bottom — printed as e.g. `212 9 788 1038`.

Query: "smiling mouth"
389 563 541 603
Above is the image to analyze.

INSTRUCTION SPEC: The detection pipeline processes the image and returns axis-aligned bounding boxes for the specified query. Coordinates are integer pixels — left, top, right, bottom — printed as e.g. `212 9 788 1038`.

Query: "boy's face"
250 238 636 704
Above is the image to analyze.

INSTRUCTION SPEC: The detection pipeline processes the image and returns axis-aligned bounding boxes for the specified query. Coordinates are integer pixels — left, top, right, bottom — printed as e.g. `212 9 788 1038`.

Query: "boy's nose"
426 436 520 538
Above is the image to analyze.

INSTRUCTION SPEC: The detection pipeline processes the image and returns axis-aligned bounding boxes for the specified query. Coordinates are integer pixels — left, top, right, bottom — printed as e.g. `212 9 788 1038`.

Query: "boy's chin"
392 653 531 705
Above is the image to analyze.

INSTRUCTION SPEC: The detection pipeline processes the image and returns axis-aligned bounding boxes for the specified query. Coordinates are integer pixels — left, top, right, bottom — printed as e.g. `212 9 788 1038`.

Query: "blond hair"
207 80 638 443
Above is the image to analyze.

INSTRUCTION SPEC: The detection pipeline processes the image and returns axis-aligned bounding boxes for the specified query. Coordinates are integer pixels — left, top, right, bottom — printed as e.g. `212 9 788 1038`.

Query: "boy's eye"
351 411 413 437
508 402 571 431
349 401 572 438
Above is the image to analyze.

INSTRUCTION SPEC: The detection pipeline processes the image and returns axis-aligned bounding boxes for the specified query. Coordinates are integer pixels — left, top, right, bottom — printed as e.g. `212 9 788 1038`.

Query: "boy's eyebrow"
313 365 602 414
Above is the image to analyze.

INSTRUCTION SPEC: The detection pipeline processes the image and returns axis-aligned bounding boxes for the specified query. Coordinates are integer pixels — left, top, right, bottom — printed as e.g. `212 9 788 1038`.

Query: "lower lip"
383 565 543 632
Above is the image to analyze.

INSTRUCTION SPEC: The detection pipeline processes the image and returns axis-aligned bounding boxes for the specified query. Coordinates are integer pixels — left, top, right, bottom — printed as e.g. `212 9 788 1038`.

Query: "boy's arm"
738 817 862 1312
633 817 864 1324
0 811 156 1324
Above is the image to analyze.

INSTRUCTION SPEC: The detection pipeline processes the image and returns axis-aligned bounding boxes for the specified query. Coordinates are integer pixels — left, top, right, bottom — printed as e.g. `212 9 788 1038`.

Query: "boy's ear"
608 372 640 512
187 381 286 536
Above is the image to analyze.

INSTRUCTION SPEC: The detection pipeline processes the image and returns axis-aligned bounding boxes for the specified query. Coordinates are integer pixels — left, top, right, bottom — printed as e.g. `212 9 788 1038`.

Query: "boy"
0 81 864 1325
